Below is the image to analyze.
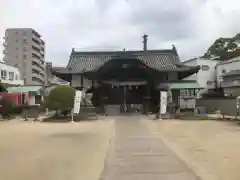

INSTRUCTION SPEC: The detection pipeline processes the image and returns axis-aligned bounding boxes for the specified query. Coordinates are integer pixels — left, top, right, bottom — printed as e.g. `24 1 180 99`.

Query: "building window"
15 47 18 50
15 39 18 42
201 65 210 71
1 70 7 80
15 31 19 34
15 74 18 80
23 54 27 59
180 89 196 97
9 72 14 81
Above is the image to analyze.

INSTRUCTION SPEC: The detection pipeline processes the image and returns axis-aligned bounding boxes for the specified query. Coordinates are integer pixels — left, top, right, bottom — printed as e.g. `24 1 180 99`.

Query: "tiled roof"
7 86 43 95
158 80 201 89
48 76 69 85
66 50 181 73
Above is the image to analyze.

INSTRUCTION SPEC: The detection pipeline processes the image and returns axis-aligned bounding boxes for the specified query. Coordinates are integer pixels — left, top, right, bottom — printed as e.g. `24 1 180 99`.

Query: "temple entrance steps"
105 105 141 116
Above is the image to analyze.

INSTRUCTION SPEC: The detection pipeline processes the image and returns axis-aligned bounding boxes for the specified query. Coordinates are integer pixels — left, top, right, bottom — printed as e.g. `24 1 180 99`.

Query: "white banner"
73 90 82 114
160 91 167 114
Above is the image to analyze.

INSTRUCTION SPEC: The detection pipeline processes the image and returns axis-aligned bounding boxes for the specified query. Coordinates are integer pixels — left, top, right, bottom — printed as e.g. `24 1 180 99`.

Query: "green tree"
0 83 7 92
44 85 75 116
0 96 16 118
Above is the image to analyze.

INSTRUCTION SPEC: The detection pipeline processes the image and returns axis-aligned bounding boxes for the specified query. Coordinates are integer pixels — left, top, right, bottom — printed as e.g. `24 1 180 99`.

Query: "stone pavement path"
99 117 201 180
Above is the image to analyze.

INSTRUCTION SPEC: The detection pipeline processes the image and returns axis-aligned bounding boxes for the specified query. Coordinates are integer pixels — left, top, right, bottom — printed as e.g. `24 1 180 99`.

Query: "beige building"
3 28 45 85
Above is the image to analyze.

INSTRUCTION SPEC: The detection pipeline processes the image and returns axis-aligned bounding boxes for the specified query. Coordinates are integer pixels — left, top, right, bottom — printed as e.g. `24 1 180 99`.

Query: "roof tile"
67 50 180 73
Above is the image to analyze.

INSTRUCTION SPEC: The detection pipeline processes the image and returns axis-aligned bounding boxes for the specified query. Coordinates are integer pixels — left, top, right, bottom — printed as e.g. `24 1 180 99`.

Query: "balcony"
32 75 44 85
32 44 40 52
32 61 44 72
32 29 41 39
221 80 240 88
32 70 44 81
32 59 44 69
40 49 45 56
32 37 41 46
32 52 41 59
32 45 41 57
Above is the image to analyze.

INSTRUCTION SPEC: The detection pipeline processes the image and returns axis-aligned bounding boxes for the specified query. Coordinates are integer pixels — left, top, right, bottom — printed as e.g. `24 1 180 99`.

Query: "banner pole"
71 109 74 123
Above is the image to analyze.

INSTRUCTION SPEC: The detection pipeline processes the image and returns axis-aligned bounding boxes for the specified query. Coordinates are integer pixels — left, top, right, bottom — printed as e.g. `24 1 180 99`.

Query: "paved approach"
100 117 201 180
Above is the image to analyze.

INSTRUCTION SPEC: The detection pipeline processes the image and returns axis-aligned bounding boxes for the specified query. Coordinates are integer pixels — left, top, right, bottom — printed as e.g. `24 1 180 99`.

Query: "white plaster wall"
71 75 81 87
183 59 197 81
196 59 218 89
0 62 23 85
28 96 35 105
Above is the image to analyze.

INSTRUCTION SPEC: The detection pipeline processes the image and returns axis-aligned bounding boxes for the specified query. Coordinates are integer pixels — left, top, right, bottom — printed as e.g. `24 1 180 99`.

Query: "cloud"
0 0 240 66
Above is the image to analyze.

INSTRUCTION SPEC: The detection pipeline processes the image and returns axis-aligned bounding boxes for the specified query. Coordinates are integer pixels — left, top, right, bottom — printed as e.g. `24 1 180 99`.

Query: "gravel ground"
0 119 114 180
2 117 239 180
146 119 240 180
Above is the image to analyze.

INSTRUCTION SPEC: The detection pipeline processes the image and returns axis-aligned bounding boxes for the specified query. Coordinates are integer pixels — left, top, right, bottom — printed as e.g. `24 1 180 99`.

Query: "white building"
216 56 240 88
216 56 240 96
3 28 45 85
183 58 219 90
0 62 23 85
179 58 219 109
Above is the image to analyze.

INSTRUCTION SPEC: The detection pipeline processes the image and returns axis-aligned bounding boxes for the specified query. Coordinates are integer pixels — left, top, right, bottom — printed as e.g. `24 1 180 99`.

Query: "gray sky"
1 0 240 66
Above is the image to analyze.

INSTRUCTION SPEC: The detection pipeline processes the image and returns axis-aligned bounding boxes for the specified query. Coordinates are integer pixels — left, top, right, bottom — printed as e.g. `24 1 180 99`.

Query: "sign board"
160 91 167 114
73 90 82 114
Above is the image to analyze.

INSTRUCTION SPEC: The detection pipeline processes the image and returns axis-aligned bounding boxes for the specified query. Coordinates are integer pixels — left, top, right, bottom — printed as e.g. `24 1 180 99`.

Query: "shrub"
43 85 75 116
0 96 16 118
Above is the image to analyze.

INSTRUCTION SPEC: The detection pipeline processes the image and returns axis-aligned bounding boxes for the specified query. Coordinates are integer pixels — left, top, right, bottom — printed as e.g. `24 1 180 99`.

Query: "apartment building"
3 28 45 85
215 56 240 97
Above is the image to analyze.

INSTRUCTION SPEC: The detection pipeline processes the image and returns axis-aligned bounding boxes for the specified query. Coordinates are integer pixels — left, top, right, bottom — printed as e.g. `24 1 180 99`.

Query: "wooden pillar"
123 85 127 112
69 74 72 86
80 75 84 89
145 85 150 114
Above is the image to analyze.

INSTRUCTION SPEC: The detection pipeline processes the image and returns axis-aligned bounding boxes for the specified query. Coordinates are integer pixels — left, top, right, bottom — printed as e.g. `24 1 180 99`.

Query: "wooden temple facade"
53 35 200 114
